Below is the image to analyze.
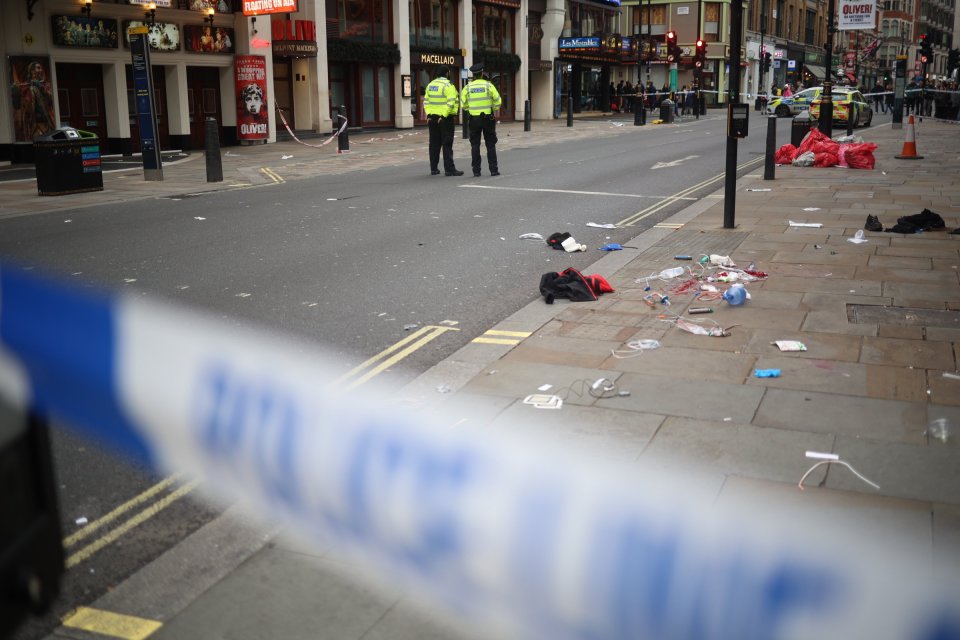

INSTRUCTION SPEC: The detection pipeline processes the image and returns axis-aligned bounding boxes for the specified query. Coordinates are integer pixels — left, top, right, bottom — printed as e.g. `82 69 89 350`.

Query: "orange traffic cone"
895 115 924 159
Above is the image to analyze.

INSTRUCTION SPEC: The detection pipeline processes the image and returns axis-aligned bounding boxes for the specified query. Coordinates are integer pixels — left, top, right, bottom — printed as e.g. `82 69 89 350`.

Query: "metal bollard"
764 115 776 181
204 117 223 183
567 97 573 127
524 100 531 132
634 93 644 126
337 105 349 154
846 107 854 136
462 112 469 139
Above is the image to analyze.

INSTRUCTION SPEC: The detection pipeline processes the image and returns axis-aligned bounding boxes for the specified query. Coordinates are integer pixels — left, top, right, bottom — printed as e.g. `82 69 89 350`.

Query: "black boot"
864 215 883 232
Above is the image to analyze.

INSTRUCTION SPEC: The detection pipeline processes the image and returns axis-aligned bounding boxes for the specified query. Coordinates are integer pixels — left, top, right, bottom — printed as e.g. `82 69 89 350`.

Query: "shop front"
556 35 624 114
473 0 521 122
271 17 320 133
410 50 464 124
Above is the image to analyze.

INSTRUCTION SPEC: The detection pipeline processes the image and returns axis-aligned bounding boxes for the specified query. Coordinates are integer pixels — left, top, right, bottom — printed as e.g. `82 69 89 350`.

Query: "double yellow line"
260 167 285 184
334 324 460 390
617 156 764 227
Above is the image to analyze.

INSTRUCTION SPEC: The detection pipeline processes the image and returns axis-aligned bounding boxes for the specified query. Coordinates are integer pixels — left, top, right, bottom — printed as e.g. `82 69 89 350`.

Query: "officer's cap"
469 63 484 74
436 66 449 76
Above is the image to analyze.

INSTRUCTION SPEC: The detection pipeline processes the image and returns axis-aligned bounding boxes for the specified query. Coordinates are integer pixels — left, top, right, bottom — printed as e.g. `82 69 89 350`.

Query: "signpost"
128 26 163 181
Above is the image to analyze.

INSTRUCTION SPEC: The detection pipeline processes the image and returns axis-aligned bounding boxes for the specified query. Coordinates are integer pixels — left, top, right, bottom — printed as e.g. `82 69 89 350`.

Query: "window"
639 5 666 35
775 0 784 37
59 89 70 117
409 0 456 48
704 3 720 41
202 88 217 114
473 4 513 53
805 10 815 44
81 88 98 117
336 0 392 42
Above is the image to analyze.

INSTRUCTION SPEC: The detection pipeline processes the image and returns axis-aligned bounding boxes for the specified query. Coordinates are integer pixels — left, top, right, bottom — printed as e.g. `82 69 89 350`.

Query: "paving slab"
489 403 665 463
748 354 927 402
639 416 834 485
457 360 613 405
500 334 625 368
763 275 883 296
742 328 862 361
860 336 956 370
753 388 926 444
601 345 757 383
829 436 960 506
599 372 766 423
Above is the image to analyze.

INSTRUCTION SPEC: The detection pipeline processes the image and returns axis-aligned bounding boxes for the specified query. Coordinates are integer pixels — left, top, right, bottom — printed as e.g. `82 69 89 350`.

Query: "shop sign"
416 52 462 66
402 74 412 98
271 19 317 57
52 15 119 48
242 0 297 16
559 37 600 50
272 41 318 56
234 55 269 141
128 0 172 6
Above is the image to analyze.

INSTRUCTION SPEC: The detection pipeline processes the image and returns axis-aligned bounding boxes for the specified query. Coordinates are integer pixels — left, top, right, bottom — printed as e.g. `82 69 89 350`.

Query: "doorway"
55 63 107 141
186 66 222 150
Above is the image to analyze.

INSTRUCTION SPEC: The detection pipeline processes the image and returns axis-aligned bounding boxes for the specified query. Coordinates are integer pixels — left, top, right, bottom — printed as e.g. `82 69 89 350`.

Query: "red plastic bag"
813 151 839 167
775 144 797 164
811 141 840 155
795 128 830 158
838 142 877 170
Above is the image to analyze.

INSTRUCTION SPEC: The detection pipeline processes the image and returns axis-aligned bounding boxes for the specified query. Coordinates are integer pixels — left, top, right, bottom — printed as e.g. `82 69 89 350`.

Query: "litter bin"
659 99 674 123
34 128 103 196
790 111 815 147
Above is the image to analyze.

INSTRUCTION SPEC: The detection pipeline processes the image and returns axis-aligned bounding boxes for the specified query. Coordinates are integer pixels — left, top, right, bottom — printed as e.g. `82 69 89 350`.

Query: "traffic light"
695 38 707 69
763 51 772 73
665 30 682 62
919 34 933 65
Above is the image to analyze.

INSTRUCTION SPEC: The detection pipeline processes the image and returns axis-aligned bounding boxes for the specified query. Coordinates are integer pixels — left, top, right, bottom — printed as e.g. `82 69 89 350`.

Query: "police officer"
424 66 463 176
460 63 502 177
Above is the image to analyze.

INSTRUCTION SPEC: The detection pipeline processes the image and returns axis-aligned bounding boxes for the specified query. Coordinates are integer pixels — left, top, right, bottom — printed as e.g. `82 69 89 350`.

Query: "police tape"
274 100 347 149
1 264 958 640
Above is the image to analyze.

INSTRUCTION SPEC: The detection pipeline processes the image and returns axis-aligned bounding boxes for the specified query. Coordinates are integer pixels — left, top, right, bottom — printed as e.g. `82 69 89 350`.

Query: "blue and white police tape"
1 264 959 640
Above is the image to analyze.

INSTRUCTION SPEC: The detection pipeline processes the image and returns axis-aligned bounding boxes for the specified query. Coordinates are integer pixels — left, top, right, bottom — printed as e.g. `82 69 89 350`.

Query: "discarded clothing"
540 268 614 304
884 208 945 234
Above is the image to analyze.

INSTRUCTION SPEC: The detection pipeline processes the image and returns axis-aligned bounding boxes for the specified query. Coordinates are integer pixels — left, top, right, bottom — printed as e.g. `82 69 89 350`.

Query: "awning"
803 64 826 80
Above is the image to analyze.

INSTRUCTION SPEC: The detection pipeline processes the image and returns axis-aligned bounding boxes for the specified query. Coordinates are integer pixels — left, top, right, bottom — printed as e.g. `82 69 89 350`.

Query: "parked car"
809 87 874 127
766 87 822 117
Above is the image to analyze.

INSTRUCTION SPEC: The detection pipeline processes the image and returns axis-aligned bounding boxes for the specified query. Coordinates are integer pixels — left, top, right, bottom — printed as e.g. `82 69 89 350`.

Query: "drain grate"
846 304 960 328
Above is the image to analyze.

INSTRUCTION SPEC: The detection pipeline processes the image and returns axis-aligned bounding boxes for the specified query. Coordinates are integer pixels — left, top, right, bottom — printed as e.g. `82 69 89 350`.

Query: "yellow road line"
654 222 684 229
62 607 162 640
260 167 285 184
336 325 460 390
482 330 531 338
64 474 182 548
65 480 201 569
617 156 764 227
472 337 523 345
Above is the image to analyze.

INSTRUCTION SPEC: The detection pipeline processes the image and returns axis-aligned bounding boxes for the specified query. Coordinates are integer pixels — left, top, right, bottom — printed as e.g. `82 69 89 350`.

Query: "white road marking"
651 155 700 169
458 185 696 201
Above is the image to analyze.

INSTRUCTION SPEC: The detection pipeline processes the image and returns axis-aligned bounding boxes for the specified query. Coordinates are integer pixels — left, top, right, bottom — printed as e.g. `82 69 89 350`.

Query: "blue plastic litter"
754 368 781 378
599 243 624 251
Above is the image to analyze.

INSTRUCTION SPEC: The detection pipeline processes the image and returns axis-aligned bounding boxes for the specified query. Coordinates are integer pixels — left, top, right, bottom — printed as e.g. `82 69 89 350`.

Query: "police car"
765 86 822 117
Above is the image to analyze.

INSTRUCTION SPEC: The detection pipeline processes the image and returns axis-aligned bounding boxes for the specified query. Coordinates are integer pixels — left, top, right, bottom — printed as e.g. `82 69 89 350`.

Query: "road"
3 109 891 639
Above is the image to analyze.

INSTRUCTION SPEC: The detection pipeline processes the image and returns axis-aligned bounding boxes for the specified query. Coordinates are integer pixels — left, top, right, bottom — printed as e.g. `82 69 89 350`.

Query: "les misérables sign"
242 0 297 16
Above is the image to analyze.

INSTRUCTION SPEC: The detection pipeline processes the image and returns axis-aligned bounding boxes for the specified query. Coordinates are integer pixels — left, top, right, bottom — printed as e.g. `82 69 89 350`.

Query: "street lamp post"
818 0 835 136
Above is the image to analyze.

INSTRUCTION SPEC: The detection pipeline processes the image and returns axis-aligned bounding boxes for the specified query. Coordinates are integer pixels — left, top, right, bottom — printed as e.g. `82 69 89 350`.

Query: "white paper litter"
772 340 807 352
802 207 821 211
537 384 553 391
194 216 206 221
586 222 618 229
788 221 823 228
75 517 88 525
281 155 294 159
746 188 772 192
523 394 563 409
518 233 545 241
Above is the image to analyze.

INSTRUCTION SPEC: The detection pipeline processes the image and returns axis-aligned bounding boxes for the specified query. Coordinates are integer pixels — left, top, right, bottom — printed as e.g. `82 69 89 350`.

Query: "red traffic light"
921 54 928 63
696 39 705 48
666 31 676 43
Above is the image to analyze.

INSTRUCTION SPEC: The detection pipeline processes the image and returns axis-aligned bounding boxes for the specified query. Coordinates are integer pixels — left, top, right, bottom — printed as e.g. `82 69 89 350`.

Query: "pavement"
21 113 960 639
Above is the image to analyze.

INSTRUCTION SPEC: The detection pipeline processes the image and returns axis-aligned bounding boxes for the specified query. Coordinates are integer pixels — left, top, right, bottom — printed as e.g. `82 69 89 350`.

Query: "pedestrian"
424 66 463 176
783 83 793 97
871 81 885 113
461 63 502 177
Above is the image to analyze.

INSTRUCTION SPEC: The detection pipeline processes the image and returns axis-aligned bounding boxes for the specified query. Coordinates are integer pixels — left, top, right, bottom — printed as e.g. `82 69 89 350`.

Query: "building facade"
3 0 759 161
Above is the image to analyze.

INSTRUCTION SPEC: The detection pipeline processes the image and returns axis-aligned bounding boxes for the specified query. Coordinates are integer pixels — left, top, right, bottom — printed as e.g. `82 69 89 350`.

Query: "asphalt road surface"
3 110 891 639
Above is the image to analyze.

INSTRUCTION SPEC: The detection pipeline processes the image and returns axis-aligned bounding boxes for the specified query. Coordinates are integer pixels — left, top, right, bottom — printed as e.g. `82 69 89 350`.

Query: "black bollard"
524 100 531 132
566 96 573 127
337 105 349 153
846 108 854 136
634 92 644 126
764 115 776 181
204 117 222 183
462 112 469 139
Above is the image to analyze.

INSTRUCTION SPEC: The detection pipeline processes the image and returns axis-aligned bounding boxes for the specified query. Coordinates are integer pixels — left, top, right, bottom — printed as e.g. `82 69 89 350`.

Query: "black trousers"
468 113 498 175
428 115 456 173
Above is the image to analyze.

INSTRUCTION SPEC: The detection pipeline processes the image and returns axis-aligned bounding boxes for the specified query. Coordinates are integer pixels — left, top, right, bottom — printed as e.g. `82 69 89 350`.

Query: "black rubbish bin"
790 111 816 147
34 128 103 196
659 99 674 123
